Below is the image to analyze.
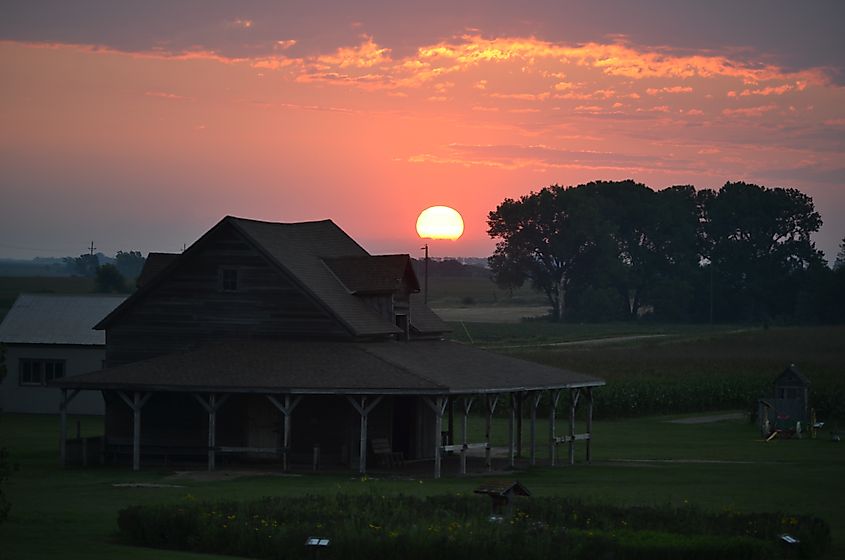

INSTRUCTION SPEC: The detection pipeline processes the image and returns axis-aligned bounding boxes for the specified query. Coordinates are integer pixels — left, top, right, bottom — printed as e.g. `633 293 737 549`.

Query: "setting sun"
416 206 465 240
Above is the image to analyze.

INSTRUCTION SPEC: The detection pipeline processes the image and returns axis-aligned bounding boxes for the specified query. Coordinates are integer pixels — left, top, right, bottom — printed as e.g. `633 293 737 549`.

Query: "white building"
0 293 126 414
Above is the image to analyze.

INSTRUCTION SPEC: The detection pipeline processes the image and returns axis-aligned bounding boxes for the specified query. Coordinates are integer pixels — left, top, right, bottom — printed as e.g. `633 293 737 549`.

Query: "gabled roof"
136 252 179 288
324 254 420 294
0 294 126 346
774 364 810 387
96 216 429 337
54 339 604 394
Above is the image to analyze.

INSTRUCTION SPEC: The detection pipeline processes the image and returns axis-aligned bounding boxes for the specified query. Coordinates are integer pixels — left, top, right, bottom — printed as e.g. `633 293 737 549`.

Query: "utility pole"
421 243 429 304
88 241 96 256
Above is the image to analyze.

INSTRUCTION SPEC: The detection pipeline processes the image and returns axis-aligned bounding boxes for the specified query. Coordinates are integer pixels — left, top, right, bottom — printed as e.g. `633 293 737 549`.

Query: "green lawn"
2 411 843 559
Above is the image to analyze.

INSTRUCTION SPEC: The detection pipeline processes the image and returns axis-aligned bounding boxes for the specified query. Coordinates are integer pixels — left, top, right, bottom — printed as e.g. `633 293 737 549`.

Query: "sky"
2 1 844 261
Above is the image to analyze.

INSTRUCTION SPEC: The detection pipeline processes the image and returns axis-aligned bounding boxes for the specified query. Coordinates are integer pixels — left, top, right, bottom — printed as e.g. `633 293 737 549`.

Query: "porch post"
346 395 383 475
508 393 516 468
586 387 594 464
59 388 80 467
549 389 561 467
529 391 541 466
515 392 524 458
485 394 499 472
132 392 142 472
267 394 302 472
117 391 152 472
460 396 475 475
569 388 581 465
423 396 449 479
194 393 230 471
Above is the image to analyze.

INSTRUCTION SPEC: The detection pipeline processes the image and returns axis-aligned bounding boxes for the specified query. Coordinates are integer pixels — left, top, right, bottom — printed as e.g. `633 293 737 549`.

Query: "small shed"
474 480 531 516
758 364 810 435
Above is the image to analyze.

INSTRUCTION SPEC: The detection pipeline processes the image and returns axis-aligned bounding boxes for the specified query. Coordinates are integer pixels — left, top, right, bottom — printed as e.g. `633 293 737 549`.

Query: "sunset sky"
2 1 844 261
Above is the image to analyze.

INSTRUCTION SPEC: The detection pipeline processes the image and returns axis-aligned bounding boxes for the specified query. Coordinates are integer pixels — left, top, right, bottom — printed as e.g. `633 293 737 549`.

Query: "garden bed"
118 493 830 559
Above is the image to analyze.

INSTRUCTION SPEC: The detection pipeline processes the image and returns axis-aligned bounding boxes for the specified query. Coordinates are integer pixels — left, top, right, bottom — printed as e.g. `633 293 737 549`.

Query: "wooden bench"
371 437 403 467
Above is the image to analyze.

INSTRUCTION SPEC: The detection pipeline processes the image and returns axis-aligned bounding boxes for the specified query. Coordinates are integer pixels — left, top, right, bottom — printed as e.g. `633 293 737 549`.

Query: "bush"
117 494 829 560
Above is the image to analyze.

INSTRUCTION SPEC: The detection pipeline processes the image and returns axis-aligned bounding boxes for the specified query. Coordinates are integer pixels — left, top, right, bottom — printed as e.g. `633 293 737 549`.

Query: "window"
220 268 238 291
19 359 65 386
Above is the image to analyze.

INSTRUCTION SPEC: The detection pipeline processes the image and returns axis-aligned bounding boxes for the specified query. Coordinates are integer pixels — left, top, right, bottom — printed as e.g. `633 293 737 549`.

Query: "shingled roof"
54 339 604 394
0 294 126 346
324 254 420 294
96 217 450 338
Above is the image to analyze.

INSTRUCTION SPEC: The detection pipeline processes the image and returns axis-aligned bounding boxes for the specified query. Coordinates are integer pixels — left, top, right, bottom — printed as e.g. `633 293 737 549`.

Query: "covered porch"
54 339 604 478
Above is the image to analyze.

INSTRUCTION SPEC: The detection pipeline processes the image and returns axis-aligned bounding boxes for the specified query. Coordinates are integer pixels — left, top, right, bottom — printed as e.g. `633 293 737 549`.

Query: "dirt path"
486 334 668 350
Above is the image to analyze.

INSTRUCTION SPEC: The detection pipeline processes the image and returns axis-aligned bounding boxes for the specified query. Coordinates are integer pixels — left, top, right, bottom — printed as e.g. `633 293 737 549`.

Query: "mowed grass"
0 276 95 322
1 411 844 559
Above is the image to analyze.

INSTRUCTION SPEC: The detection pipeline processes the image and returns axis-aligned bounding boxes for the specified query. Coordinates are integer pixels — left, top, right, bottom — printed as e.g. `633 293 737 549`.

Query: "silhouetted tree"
0 344 9 526
700 182 823 322
115 250 145 280
488 185 609 321
63 254 99 277
95 264 127 293
834 237 845 271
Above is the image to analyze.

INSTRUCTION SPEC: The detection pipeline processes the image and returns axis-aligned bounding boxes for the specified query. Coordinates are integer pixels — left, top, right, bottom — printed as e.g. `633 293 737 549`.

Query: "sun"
416 206 464 240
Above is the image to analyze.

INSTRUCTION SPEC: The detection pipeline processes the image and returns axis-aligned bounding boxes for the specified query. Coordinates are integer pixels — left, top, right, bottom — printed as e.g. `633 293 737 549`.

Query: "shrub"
117 494 829 560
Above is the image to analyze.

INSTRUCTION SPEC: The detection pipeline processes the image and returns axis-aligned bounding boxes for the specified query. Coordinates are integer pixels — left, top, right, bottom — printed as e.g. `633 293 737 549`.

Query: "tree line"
488 180 845 323
63 250 145 293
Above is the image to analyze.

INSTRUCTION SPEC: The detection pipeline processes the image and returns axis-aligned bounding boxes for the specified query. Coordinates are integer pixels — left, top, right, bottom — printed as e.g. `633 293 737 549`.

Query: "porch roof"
53 339 603 395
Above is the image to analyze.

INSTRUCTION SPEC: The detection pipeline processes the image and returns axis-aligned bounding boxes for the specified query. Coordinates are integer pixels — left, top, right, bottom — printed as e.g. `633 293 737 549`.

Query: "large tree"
488 185 609 321
700 181 823 321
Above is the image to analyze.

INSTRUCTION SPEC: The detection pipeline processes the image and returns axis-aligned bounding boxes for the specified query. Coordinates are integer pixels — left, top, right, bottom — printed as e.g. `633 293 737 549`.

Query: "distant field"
0 276 95 321
450 322 845 422
424 275 547 307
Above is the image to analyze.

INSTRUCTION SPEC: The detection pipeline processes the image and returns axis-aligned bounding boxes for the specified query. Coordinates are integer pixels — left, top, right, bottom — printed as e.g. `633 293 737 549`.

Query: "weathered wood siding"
106 223 347 365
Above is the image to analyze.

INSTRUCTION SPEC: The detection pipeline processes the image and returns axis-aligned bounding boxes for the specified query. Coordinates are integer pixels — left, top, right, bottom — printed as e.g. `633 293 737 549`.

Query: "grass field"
0 276 95 322
1 411 843 559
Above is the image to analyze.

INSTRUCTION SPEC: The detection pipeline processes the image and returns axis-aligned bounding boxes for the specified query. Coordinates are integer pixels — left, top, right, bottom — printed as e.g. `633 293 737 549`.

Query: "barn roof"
0 293 126 346
324 254 420 294
53 339 603 394
135 252 179 288
96 217 447 337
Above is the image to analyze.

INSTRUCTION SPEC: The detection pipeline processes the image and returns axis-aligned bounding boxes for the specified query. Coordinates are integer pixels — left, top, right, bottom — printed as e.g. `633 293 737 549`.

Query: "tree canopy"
488 180 834 323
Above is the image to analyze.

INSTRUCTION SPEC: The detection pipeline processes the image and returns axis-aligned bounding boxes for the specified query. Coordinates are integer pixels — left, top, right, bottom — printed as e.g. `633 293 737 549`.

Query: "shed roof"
0 293 126 346
54 339 603 394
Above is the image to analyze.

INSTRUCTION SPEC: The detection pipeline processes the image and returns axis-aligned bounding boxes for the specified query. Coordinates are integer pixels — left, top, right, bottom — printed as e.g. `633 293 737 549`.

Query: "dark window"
19 359 65 386
395 314 409 341
221 268 238 291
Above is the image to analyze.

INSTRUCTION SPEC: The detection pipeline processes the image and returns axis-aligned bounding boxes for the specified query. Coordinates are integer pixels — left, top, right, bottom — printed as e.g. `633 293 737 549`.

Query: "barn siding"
106 224 347 365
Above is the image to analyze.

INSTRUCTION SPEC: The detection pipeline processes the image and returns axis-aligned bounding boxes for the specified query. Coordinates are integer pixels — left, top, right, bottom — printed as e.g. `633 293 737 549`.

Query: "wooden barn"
54 216 604 477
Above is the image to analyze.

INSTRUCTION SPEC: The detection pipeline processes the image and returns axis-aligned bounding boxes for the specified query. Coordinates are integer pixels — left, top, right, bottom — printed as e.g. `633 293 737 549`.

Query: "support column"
423 396 449 479
268 394 302 472
586 387 594 464
569 388 581 465
460 396 475 475
118 391 152 472
346 395 383 475
529 391 542 466
485 394 499 472
548 389 561 467
194 393 230 471
515 392 524 458
508 393 516 468
58 388 80 467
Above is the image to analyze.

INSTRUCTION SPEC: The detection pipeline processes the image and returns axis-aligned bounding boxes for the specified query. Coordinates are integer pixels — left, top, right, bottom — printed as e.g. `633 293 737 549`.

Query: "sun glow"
416 206 465 240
